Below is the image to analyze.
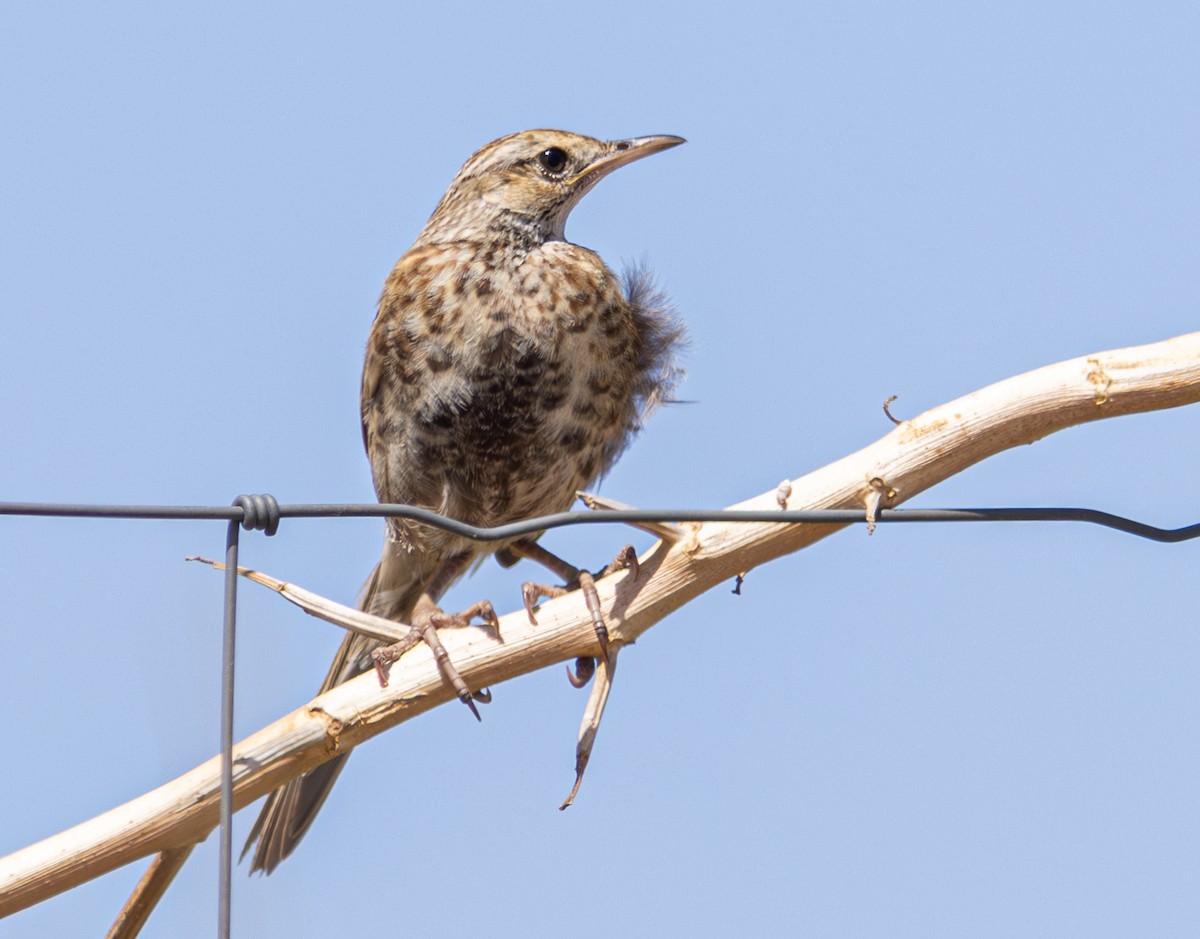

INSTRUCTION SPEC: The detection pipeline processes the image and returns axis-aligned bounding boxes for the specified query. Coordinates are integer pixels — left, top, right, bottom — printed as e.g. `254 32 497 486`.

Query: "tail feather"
240 755 351 873
243 546 428 874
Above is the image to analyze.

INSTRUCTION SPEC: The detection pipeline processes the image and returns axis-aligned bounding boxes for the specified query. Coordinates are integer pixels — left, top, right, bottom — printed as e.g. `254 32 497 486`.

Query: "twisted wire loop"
232 494 281 536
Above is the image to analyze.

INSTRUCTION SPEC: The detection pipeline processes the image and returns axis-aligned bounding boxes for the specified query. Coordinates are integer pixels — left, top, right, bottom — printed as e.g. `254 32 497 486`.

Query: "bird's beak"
571 135 686 188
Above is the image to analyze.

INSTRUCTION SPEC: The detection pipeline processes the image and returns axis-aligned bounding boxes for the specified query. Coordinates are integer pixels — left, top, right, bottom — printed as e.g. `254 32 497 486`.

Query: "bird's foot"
371 599 499 720
516 542 639 681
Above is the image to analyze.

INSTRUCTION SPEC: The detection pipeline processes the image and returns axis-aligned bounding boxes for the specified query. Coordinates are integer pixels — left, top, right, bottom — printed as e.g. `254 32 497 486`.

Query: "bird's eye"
537 147 569 173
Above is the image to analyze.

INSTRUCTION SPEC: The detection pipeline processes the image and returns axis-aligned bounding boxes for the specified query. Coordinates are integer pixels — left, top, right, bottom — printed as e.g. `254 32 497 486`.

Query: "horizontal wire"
0 501 1196 543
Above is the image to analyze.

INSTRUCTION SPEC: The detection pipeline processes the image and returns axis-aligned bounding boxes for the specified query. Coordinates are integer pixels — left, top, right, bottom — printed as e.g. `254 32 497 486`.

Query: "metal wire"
218 520 239 939
2 496 1196 938
3 500 1198 542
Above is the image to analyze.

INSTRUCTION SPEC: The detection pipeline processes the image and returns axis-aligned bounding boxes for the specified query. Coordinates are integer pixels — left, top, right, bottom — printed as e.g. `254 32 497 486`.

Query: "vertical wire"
218 520 239 939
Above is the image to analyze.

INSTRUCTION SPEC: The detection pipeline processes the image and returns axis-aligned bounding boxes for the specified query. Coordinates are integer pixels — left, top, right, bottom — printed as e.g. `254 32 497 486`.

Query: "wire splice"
232 494 280 536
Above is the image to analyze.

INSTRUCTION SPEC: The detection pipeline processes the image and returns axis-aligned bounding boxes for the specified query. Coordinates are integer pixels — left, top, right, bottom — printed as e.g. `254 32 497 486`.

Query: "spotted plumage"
244 129 684 873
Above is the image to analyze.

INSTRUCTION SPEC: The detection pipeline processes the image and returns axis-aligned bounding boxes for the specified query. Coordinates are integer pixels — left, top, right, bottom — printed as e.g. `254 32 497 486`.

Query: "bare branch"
186 557 414 644
560 646 620 810
2 330 1197 915
104 847 193 939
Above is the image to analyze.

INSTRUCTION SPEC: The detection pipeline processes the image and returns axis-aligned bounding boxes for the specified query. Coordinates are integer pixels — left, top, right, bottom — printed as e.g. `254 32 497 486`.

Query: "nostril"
614 141 630 151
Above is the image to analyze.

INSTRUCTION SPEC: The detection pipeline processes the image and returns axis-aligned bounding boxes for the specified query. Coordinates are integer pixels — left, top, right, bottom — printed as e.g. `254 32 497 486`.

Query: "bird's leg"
508 538 638 674
370 555 499 720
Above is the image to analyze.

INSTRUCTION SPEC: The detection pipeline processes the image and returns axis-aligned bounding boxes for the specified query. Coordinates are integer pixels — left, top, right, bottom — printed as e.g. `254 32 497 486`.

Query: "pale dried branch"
104 847 193 939
186 557 413 644
2 330 1198 916
560 646 620 810
579 490 685 543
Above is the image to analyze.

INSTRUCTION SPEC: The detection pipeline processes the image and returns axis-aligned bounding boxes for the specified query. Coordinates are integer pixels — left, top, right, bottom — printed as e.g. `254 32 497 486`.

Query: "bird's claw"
370 601 498 720
512 538 639 683
566 656 595 688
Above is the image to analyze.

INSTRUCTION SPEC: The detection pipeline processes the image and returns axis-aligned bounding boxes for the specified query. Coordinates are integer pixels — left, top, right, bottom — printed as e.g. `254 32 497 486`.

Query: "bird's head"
416 130 684 246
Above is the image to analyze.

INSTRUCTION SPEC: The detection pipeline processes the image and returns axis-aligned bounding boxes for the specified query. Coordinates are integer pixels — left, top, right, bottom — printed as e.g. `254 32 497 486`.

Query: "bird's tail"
242 545 427 874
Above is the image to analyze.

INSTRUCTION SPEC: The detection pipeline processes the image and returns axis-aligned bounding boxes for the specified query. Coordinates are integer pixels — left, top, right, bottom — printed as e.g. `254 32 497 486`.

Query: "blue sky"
3 2 1199 936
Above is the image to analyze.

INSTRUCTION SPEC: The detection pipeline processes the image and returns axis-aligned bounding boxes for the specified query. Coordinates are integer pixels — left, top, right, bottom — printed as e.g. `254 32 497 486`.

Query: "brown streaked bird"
243 129 685 874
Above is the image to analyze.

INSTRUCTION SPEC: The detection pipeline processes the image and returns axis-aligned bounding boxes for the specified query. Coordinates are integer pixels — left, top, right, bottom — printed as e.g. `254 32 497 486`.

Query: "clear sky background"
3 2 1199 936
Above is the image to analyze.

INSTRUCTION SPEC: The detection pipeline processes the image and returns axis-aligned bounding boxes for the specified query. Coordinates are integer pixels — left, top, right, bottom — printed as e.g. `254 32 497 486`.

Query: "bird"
243 129 685 873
